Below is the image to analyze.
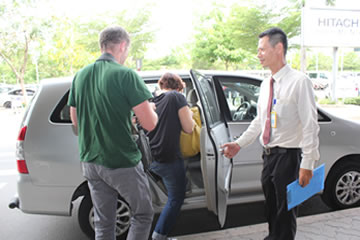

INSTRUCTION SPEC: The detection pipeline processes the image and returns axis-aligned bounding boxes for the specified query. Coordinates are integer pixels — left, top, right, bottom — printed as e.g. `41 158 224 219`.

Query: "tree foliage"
0 0 51 88
191 7 254 70
306 52 333 71
191 1 301 70
0 0 359 85
343 52 360 71
0 1 155 83
40 9 155 78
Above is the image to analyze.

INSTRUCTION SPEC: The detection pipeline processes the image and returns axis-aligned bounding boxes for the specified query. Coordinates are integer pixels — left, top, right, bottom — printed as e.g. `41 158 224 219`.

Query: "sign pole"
331 47 338 102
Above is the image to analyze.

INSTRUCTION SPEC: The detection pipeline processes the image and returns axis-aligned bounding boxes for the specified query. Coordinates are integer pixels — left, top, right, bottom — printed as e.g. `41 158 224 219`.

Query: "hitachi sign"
318 18 360 28
302 8 360 47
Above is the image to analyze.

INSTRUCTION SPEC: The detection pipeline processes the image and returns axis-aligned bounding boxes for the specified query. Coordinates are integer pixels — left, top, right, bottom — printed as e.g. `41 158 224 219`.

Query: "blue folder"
287 164 325 210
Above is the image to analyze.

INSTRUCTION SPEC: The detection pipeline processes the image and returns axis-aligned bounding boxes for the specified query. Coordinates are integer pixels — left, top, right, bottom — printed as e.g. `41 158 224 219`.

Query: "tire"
322 161 360 210
4 101 11 109
78 194 131 240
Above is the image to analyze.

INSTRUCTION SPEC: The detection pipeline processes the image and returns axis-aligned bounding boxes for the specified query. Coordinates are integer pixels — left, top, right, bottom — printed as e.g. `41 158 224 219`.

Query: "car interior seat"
186 88 198 108
185 88 204 190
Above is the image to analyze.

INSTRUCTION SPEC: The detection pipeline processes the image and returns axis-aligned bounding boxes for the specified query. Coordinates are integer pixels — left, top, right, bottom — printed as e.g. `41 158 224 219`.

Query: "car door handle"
233 133 243 140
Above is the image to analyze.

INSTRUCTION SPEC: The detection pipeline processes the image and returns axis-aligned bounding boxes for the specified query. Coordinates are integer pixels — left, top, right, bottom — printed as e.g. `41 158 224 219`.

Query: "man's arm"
70 106 78 134
298 76 320 187
133 101 158 131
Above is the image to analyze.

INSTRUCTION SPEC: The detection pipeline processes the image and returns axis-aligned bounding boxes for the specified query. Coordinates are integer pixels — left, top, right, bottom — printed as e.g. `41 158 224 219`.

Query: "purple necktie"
263 78 274 145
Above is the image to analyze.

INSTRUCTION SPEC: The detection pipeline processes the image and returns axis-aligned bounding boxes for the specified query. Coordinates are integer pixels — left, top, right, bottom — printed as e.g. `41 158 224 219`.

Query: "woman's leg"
150 159 186 240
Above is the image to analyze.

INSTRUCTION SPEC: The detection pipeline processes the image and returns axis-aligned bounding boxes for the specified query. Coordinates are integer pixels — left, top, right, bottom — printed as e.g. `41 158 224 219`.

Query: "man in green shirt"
68 25 158 240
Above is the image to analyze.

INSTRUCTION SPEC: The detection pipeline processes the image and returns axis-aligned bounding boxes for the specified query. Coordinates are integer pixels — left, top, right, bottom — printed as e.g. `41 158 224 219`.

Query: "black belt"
263 147 300 156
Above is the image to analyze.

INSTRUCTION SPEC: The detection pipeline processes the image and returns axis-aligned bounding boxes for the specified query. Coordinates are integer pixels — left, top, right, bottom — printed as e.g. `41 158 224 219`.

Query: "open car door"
190 69 232 227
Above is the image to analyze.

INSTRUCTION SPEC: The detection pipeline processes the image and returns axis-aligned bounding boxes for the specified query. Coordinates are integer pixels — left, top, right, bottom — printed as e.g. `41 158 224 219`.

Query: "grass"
317 96 360 106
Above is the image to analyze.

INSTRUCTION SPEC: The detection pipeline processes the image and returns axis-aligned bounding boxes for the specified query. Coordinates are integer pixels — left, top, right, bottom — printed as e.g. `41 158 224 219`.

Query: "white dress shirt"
235 64 320 170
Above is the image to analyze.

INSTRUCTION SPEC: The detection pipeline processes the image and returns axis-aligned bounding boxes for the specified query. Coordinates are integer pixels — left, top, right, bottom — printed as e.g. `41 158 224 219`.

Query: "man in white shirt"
222 27 320 240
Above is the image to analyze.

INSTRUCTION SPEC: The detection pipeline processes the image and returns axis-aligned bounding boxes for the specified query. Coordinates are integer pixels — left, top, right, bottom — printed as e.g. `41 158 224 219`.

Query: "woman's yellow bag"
180 107 201 157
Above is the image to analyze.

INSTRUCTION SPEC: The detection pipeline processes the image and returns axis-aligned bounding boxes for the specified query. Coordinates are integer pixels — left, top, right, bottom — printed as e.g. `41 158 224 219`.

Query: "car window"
194 75 221 126
218 78 260 122
7 89 34 96
318 109 331 122
145 79 190 98
9 90 19 95
26 89 35 96
309 73 317 79
50 91 71 123
0 87 11 93
146 82 161 98
50 81 184 124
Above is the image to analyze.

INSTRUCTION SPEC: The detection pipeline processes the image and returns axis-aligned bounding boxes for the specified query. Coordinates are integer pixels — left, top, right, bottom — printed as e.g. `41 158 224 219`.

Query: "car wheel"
4 101 11 108
78 194 131 240
322 161 360 210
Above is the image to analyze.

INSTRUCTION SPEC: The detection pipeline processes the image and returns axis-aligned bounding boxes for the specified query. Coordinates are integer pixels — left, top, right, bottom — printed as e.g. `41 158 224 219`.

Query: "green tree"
192 7 251 70
326 0 336 6
39 8 155 78
307 52 333 71
0 0 50 100
40 16 97 78
227 5 273 54
343 52 360 71
142 45 192 70
191 1 301 70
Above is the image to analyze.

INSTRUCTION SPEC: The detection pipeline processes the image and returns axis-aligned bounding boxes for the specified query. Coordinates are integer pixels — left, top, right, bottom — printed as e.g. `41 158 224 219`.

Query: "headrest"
187 89 198 105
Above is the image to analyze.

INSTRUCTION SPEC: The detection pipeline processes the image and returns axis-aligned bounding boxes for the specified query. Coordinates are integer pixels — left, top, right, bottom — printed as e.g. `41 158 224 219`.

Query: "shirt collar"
97 53 117 63
272 64 291 83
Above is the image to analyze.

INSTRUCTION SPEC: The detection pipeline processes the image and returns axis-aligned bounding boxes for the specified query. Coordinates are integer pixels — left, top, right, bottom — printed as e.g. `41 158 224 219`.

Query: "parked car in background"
0 84 14 94
307 71 331 90
0 88 36 108
8 70 360 239
336 73 360 98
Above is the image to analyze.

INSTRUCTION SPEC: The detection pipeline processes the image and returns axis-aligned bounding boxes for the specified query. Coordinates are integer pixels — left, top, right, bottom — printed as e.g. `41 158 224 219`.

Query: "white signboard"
302 8 360 47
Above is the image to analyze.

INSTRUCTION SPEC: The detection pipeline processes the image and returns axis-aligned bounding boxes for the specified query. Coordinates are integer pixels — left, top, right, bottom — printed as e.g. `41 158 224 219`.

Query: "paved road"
177 207 360 240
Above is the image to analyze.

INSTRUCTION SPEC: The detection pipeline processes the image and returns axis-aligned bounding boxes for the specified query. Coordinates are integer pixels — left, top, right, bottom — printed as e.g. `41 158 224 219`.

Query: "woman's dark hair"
158 73 185 91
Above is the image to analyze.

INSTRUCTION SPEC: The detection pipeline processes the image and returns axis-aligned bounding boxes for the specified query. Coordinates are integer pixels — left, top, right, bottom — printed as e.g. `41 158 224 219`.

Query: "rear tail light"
18 126 27 141
16 126 29 174
17 160 29 174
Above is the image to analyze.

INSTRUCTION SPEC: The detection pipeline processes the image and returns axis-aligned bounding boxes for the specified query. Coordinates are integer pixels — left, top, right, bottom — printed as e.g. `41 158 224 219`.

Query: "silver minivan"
9 70 360 239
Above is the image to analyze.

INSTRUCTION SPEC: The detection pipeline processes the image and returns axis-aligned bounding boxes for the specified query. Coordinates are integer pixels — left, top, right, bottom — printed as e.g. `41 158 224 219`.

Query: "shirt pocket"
274 98 295 119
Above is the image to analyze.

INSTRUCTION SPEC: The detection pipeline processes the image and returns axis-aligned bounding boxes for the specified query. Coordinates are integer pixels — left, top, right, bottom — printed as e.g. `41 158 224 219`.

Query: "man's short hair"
259 27 288 56
99 26 130 51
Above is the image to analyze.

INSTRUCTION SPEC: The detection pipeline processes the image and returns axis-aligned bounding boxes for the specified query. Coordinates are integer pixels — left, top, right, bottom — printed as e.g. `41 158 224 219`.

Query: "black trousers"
261 147 301 240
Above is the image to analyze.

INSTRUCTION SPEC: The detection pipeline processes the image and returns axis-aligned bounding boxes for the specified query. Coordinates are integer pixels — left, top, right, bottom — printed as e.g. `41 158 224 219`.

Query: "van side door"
212 75 264 199
190 70 232 227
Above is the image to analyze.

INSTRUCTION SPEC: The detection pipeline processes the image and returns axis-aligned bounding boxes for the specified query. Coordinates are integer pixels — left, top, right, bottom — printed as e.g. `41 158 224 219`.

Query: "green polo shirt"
68 53 152 168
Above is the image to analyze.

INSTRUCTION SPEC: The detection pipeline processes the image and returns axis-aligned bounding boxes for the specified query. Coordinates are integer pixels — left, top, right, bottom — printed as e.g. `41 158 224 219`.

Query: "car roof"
39 70 262 87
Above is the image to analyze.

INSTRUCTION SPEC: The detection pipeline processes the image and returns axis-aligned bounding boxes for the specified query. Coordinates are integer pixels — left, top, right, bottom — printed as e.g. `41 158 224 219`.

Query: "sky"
49 0 360 59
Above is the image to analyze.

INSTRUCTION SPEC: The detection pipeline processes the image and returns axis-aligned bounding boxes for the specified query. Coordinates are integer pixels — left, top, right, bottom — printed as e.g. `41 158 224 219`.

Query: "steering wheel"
233 101 251 121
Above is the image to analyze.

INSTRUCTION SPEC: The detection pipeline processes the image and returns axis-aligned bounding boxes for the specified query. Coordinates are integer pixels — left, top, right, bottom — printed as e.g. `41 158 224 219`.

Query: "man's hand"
299 168 313 187
221 142 241 159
